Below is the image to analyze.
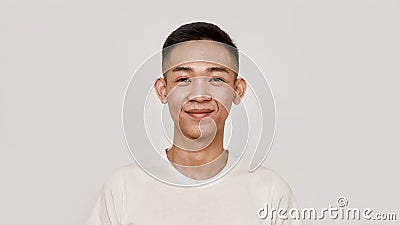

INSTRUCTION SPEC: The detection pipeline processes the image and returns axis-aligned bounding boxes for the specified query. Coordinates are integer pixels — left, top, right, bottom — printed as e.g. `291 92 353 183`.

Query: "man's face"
165 61 237 140
154 41 246 143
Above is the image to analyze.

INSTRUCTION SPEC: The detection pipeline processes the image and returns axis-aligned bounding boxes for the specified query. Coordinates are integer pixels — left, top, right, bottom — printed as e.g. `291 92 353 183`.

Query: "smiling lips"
184 108 215 119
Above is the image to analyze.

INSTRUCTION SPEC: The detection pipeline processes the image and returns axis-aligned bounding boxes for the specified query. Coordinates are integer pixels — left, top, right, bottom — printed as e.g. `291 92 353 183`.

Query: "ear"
154 78 168 104
233 78 247 105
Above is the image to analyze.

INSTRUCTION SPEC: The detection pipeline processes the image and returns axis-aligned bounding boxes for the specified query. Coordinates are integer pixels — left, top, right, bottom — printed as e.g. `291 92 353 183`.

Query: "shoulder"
249 166 294 196
111 162 144 178
102 163 147 191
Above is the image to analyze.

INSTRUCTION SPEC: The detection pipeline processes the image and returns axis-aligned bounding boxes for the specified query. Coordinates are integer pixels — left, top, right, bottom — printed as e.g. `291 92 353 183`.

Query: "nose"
188 78 212 102
189 94 212 102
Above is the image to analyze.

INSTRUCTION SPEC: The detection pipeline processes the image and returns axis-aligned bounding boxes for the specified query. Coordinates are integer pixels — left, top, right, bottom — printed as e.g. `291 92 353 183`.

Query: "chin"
182 127 216 140
181 126 201 139
184 120 216 136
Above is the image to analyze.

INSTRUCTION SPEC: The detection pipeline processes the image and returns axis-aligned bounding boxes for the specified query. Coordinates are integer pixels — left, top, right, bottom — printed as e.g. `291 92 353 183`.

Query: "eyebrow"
171 66 230 74
207 67 230 74
171 66 194 72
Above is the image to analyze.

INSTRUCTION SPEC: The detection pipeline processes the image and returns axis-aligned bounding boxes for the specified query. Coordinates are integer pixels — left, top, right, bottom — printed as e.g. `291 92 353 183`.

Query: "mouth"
184 108 215 119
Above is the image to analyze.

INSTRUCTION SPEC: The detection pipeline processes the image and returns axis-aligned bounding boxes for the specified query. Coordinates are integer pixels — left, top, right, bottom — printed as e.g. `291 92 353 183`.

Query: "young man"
153 25 246 180
87 22 302 225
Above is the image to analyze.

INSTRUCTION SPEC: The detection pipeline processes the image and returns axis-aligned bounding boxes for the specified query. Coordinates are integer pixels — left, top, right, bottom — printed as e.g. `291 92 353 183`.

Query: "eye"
176 77 190 83
209 77 224 82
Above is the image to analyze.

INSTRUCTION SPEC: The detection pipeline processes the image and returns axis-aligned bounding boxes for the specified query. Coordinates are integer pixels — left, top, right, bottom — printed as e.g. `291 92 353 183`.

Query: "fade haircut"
162 22 239 77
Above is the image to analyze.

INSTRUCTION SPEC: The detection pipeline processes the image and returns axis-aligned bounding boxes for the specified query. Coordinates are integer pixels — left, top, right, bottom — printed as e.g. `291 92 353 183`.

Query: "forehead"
163 40 237 73
170 61 231 72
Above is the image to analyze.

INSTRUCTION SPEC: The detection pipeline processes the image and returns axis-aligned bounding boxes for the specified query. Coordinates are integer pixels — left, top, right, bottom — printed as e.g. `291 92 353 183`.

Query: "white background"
1 0 399 224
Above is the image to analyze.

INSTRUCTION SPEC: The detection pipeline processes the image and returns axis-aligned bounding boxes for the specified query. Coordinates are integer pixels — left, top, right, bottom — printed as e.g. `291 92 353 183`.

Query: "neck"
167 128 228 180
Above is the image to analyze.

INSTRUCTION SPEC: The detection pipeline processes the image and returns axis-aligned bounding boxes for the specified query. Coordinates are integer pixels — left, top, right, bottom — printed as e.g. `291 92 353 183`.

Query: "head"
162 22 239 74
154 22 246 145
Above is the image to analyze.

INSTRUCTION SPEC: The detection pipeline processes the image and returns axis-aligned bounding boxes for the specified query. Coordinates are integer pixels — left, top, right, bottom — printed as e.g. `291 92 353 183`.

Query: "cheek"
217 103 231 123
209 86 235 113
166 87 189 121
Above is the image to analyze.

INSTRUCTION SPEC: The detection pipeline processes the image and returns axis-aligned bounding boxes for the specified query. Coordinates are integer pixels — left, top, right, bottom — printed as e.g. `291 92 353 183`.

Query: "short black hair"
162 22 239 75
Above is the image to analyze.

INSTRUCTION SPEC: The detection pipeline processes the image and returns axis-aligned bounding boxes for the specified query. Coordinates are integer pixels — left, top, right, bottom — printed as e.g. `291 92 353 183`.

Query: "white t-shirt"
86 159 303 225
